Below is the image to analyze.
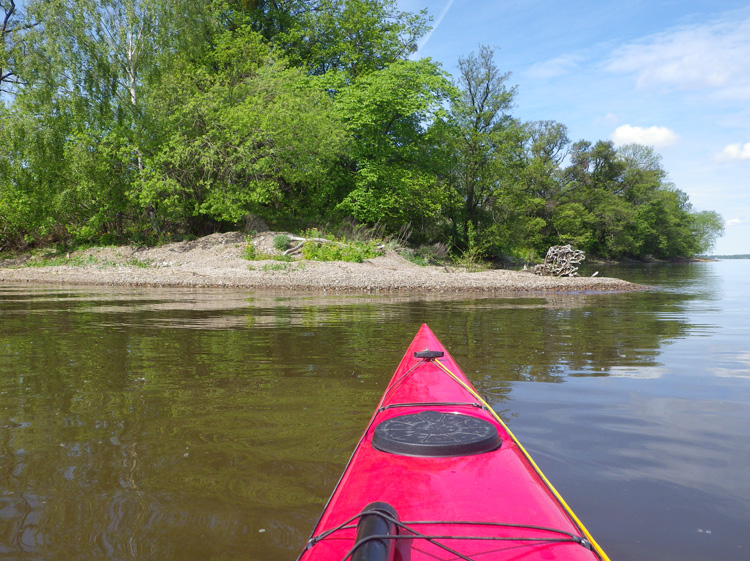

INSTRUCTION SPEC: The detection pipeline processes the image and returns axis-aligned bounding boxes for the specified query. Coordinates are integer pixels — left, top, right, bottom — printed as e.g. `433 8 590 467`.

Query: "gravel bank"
0 232 648 293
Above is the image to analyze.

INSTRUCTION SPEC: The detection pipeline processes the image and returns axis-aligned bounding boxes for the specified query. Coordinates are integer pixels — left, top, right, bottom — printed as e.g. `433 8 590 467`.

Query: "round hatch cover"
372 411 501 457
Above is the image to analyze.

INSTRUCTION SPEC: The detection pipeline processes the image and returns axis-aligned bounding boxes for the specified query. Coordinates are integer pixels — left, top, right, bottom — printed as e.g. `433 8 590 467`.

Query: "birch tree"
3 0 213 242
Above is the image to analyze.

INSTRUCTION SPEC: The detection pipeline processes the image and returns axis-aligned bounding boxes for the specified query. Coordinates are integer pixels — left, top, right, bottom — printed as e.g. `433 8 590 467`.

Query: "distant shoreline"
0 232 649 293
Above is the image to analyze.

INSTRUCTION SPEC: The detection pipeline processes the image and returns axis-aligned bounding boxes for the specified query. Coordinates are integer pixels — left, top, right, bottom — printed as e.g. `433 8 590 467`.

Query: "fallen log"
283 236 339 256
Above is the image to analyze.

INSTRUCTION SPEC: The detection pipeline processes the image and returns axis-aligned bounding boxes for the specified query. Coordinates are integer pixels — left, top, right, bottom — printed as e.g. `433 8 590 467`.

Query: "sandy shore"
0 232 648 293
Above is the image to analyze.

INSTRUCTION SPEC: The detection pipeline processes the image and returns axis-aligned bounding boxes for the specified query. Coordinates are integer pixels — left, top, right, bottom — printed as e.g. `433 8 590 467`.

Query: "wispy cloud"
726 218 743 227
417 0 455 53
611 125 679 148
717 142 750 161
526 54 585 79
605 12 750 100
594 112 620 127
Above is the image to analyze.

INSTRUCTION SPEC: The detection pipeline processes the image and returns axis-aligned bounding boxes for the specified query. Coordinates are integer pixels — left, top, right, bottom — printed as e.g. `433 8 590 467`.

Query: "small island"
1 1 720 287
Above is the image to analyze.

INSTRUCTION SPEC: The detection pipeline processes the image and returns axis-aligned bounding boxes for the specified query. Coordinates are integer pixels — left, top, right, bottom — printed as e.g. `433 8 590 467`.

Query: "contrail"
416 0 455 53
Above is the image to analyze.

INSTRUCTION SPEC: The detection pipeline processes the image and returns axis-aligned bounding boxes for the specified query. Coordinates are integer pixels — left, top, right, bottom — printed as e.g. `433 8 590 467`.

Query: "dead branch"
283 236 341 256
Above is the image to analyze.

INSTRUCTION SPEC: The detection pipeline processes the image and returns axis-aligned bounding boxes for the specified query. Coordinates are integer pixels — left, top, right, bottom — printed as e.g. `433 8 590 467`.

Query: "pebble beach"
0 232 648 293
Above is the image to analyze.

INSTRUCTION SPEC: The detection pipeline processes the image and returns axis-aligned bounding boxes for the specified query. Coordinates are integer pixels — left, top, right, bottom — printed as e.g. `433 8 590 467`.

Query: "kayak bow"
298 324 609 561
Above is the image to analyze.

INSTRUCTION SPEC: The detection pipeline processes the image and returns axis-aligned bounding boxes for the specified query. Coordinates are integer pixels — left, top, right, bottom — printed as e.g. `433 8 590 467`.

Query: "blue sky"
397 0 750 255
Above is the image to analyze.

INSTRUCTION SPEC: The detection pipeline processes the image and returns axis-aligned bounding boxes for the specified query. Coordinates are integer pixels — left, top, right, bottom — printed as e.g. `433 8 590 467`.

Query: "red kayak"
297 324 610 561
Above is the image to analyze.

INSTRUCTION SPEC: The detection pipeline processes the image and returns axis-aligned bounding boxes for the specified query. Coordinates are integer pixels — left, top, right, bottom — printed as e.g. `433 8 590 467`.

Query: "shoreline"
0 232 649 293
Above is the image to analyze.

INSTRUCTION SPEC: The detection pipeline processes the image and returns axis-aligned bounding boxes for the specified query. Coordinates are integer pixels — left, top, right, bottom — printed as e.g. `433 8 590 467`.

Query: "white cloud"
611 124 679 147
605 13 750 100
594 112 620 127
726 218 743 227
717 143 750 161
526 54 585 79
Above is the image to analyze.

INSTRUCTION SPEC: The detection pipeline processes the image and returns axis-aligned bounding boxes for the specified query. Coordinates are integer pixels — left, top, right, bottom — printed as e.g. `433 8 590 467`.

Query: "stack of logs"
531 245 585 277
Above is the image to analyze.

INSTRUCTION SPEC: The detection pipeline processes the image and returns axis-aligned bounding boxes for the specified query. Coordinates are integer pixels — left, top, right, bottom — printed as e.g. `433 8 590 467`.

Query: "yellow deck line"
432 359 611 561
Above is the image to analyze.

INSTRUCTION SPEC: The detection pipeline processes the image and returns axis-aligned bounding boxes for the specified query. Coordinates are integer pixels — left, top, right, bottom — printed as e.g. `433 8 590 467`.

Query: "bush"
301 239 381 263
273 235 291 251
243 243 257 260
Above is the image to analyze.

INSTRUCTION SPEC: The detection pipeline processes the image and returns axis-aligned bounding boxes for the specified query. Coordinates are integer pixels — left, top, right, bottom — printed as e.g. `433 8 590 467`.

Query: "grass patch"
243 242 295 262
245 229 382 264
247 262 304 273
127 256 152 268
261 262 291 272
242 243 276 261
301 238 380 263
25 254 100 268
21 250 151 269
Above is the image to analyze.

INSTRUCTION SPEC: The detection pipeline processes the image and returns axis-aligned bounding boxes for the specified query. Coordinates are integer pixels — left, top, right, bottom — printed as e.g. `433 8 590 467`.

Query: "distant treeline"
0 0 724 260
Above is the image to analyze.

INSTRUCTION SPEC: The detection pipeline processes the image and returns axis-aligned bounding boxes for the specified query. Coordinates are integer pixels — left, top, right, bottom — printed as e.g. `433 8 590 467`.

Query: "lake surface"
1 261 749 560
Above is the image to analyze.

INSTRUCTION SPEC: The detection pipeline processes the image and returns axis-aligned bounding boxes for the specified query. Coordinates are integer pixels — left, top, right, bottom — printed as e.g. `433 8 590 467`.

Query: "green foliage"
0 0 725 260
546 141 723 259
452 223 490 272
453 250 490 272
0 0 218 247
401 242 450 266
143 25 349 229
301 238 380 263
436 45 526 254
550 203 596 251
1 0 35 96
243 241 294 261
244 243 275 261
332 58 454 233
255 0 431 79
690 210 724 254
273 235 291 251
127 256 152 268
243 243 257 261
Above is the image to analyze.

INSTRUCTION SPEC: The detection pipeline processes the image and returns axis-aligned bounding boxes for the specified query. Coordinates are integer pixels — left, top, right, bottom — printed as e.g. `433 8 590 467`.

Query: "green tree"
225 0 430 79
2 0 38 96
560 141 636 258
522 120 569 202
690 210 724 254
519 120 581 252
142 26 349 230
0 0 216 244
332 58 453 234
439 45 533 255
0 97 75 247
558 141 723 259
220 0 305 38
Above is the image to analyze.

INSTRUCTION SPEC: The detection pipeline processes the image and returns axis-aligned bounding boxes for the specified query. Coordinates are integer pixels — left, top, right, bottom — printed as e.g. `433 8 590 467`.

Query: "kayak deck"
298 324 608 560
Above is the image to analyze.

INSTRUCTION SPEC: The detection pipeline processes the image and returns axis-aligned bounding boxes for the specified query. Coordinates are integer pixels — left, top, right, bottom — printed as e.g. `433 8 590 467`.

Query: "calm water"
1 261 749 560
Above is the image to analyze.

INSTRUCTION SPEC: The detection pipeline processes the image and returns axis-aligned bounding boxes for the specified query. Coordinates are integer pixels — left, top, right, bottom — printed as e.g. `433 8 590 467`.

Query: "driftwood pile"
531 245 585 277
